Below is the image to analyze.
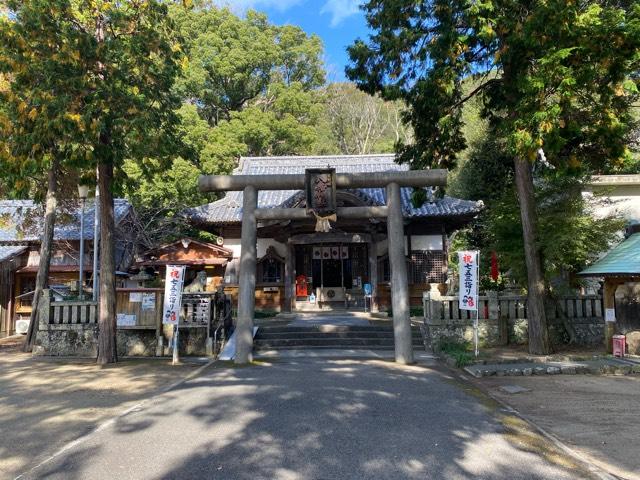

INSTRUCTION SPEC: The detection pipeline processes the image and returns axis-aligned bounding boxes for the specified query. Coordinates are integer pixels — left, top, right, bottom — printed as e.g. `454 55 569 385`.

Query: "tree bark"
96 159 117 364
23 158 59 352
513 156 552 355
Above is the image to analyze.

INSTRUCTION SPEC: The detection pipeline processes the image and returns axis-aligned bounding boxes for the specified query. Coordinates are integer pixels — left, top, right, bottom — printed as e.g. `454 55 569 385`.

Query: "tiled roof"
0 245 27 262
0 199 132 243
580 233 640 277
187 154 483 224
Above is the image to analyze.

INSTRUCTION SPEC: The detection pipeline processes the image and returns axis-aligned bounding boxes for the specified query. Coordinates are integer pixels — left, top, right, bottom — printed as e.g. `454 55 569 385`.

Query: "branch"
451 74 493 111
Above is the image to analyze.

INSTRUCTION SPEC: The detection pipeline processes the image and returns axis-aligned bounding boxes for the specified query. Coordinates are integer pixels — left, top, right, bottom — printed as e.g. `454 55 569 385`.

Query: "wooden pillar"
368 241 379 312
284 243 294 313
387 182 414 364
603 278 618 354
236 185 258 364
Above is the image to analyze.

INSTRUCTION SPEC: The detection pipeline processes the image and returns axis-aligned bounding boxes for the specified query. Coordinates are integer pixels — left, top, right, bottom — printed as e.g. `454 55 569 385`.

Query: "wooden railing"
38 289 218 329
36 290 97 328
424 292 603 323
423 291 605 346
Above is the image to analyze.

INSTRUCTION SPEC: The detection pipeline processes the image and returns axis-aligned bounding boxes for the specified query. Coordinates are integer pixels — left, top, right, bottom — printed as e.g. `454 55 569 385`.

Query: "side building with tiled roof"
0 199 135 337
186 154 483 313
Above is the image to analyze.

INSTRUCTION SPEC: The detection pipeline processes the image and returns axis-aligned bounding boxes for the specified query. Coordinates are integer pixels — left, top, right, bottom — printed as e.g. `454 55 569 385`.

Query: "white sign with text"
458 251 479 311
162 265 186 326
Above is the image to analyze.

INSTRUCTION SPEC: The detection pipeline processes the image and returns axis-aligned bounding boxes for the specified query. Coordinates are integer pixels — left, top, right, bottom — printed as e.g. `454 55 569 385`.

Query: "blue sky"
214 0 369 82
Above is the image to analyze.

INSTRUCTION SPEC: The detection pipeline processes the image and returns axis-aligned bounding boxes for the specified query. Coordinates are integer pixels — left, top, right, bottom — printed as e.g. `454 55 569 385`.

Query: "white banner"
458 251 479 311
162 265 186 325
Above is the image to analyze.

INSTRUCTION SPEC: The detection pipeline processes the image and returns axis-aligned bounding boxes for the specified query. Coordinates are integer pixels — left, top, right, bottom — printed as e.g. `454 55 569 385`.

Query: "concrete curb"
14 357 217 480
450 367 623 480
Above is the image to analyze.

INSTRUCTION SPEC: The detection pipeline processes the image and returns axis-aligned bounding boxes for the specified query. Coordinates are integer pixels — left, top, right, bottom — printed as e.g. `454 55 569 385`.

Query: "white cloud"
211 0 303 15
320 0 361 27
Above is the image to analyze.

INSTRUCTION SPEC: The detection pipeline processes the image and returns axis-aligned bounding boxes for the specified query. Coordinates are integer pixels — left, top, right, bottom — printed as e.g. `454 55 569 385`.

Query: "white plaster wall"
411 235 443 251
222 238 286 259
582 182 640 222
223 238 242 258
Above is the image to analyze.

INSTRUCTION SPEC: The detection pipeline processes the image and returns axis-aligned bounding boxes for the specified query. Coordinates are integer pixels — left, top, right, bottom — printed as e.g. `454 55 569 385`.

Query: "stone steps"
254 325 424 351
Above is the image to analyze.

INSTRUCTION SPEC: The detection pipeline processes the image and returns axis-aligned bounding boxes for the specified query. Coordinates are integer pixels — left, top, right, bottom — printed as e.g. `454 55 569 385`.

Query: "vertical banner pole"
474 250 480 358
173 324 179 365
459 250 480 358
162 265 186 366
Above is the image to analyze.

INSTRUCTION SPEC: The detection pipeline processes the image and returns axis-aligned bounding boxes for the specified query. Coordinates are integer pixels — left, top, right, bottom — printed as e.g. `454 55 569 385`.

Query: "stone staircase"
253 324 425 351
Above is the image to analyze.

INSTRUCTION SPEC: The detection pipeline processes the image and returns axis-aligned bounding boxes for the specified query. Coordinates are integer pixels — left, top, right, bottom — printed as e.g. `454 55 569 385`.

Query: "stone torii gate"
199 169 447 364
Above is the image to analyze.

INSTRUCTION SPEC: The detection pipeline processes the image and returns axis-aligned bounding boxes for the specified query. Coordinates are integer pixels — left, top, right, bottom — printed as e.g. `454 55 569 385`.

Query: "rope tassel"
312 211 337 232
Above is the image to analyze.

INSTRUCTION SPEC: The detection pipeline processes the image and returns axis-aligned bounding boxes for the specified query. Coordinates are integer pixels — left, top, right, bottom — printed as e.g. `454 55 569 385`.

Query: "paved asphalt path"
20 357 593 480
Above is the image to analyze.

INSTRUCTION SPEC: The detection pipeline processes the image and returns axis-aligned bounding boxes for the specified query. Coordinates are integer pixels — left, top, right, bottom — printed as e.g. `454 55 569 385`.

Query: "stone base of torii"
199 169 447 365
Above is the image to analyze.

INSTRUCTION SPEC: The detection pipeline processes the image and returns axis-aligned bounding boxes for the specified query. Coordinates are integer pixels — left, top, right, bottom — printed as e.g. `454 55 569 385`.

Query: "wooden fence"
37 288 218 328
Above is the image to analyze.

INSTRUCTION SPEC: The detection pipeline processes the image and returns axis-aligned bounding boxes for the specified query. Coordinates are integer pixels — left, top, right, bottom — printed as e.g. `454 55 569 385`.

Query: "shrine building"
187 154 482 314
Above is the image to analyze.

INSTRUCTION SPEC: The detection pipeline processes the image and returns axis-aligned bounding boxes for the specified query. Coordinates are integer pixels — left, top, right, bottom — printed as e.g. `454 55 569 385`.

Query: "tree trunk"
96 159 117 364
23 158 59 352
513 156 552 355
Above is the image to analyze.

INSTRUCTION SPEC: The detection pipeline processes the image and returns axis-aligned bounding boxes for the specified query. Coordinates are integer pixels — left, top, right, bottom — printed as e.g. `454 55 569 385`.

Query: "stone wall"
34 325 208 357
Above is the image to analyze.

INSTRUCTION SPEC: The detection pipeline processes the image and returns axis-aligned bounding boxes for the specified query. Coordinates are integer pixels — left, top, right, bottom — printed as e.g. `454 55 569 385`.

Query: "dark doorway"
323 259 343 287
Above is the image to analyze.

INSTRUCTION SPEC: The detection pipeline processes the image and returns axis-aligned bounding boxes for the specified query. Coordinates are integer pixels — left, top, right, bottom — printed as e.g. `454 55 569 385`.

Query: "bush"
436 339 474 368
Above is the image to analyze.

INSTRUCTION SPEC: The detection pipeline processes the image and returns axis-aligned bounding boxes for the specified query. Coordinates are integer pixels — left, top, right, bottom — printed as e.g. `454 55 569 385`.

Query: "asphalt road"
20 357 595 480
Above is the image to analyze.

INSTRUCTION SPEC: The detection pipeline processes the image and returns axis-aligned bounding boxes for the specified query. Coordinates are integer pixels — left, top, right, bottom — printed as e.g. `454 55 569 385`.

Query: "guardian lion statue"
183 271 207 293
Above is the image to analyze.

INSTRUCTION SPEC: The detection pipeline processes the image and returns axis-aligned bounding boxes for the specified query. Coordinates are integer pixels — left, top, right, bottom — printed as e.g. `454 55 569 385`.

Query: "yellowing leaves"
539 121 553 134
27 108 38 120
568 154 581 168
64 112 86 131
65 112 82 123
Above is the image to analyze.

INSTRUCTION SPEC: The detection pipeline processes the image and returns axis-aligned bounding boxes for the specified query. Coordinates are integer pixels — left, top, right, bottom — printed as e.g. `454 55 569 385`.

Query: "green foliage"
348 1 640 172
436 339 474 368
126 4 413 227
171 3 324 125
487 172 625 289
0 0 183 187
127 4 330 220
452 132 626 289
321 82 412 155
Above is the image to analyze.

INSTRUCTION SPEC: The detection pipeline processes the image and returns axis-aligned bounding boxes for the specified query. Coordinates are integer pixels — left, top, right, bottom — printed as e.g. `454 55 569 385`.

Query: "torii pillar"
199 169 447 364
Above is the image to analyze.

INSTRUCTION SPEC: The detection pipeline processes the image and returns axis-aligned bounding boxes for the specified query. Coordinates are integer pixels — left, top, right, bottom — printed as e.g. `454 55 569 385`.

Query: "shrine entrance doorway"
294 242 370 310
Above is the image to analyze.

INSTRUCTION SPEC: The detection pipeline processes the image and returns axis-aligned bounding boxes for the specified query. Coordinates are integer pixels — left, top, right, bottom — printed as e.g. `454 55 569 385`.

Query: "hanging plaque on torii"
305 168 337 232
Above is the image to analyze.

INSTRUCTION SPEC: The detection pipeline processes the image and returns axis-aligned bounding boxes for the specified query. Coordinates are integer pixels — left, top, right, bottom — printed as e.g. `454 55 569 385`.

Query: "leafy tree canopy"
347 0 640 173
171 2 324 125
0 0 184 187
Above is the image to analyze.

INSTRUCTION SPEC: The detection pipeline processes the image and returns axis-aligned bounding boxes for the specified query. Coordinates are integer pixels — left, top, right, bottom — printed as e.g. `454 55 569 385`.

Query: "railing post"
422 291 430 324
38 289 51 330
489 291 506 345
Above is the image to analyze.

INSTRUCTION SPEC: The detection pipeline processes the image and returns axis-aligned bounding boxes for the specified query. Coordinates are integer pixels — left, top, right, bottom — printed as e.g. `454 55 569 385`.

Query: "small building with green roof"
580 231 640 352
